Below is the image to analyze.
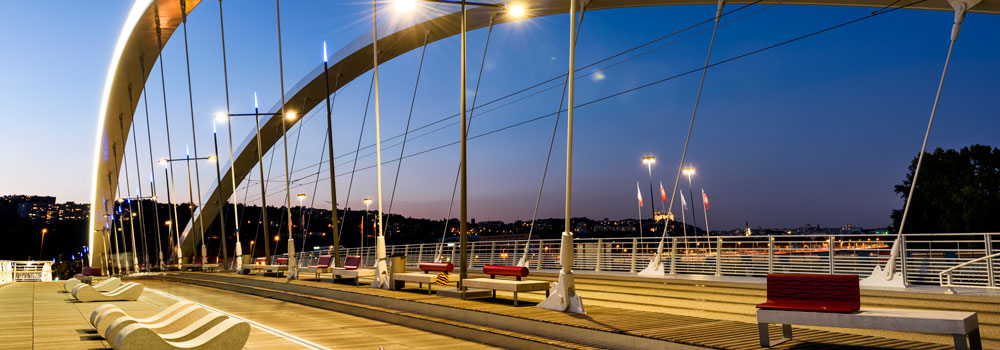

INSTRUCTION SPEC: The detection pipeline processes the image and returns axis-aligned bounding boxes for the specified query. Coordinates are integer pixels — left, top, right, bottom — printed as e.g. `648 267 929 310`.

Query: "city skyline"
2 2 998 231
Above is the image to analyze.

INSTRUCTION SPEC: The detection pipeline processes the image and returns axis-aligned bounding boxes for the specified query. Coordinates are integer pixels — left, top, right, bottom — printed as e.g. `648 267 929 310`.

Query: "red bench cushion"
276 258 289 265
419 262 453 273
343 256 361 270
756 273 860 313
90 267 102 276
309 255 333 268
483 265 529 278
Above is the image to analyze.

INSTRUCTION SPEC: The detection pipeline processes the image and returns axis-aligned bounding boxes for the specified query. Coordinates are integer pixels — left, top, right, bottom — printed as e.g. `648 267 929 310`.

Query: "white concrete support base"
201 245 208 265
637 254 664 277
158 251 164 270
860 265 907 289
287 238 297 281
537 271 585 313
234 243 243 270
371 236 390 289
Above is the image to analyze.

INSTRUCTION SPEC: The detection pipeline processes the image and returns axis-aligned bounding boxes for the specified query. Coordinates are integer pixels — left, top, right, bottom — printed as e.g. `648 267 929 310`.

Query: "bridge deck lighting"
215 112 227 121
683 167 696 176
158 158 168 167
207 155 217 162
642 156 656 165
285 111 297 120
393 0 418 12
297 193 307 200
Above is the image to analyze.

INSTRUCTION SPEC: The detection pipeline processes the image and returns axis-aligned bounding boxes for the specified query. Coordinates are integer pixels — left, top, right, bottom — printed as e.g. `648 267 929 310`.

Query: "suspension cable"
438 13 498 260
519 6 587 267
339 74 376 236
243 0 922 205
385 32 431 230
138 56 165 268
126 85 150 271
217 0 243 265
179 0 209 264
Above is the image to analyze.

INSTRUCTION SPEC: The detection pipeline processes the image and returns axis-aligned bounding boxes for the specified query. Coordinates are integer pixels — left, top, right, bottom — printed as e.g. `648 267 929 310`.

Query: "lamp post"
297 193 306 257
165 219 176 264
391 0 526 292
683 167 698 236
39 228 48 258
210 121 229 269
219 99 293 262
160 154 217 265
642 156 657 222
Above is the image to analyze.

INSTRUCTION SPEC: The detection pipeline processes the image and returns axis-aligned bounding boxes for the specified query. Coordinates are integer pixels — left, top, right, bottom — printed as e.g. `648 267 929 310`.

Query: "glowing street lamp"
642 156 657 221
39 228 48 258
682 167 699 234
160 154 218 265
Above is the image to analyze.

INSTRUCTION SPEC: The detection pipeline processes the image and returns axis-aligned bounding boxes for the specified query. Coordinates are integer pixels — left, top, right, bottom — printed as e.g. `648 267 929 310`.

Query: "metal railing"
0 261 53 282
939 252 1000 293
267 232 1000 288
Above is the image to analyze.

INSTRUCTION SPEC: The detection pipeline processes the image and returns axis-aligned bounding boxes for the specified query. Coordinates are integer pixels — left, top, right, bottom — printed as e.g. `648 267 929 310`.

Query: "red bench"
756 273 859 313
332 256 373 286
756 274 981 349
298 255 333 280
483 265 528 280
392 262 455 294
462 265 549 306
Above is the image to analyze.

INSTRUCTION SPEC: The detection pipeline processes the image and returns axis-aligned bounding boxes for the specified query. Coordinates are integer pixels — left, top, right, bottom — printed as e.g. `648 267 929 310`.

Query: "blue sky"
1 1 997 231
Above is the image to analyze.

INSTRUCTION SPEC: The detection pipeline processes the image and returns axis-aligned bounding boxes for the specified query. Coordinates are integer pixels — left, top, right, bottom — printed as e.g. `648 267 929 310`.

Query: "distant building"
3 195 88 223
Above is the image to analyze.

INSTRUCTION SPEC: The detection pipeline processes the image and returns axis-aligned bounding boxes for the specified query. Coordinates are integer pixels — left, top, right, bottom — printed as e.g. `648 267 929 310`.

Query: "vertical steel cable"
179 0 209 264
153 5 183 264
385 32 431 230
138 57 165 268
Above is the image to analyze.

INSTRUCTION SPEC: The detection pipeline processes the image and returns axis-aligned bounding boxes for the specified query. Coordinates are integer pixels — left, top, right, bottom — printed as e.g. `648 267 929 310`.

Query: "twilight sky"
0 1 997 231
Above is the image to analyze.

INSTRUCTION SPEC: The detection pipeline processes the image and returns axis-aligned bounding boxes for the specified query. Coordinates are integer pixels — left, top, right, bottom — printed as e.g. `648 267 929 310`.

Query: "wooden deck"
0 281 498 350
163 272 959 350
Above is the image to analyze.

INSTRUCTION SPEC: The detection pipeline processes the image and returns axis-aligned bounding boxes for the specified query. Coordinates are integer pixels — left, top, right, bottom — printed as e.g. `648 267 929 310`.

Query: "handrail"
939 252 1000 292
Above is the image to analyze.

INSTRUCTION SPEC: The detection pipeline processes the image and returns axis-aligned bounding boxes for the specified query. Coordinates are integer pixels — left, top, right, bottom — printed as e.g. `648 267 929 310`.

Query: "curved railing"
939 252 1000 292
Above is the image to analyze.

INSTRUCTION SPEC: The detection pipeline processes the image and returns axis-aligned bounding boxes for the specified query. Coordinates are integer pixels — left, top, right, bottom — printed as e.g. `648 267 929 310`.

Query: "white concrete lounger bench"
756 274 981 350
331 256 374 286
66 276 121 293
91 301 193 330
392 262 454 294
74 282 144 302
260 258 290 277
112 317 250 350
298 255 333 280
461 265 549 306
106 310 229 343
101 305 207 339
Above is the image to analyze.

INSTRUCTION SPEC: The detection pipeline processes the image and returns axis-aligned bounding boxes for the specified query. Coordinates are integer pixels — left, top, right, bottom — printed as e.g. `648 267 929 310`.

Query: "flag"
636 182 643 207
659 181 667 203
680 193 687 210
702 188 710 211
435 271 450 287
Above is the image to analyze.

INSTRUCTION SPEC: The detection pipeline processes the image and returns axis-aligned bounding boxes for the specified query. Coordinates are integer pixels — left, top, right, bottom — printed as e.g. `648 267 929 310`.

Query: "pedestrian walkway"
0 281 499 350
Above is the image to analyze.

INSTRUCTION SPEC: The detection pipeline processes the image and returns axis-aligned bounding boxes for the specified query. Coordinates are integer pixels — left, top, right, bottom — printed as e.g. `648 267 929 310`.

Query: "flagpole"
636 182 643 239
681 193 688 252
701 188 710 235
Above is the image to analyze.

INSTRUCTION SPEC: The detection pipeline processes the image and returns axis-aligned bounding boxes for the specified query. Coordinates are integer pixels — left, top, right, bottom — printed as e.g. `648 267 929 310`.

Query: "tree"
891 145 1000 233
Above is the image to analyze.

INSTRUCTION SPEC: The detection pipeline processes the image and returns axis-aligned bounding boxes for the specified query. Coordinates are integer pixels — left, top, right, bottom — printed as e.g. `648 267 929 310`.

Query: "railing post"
536 241 543 270
829 235 835 274
900 234 908 284
768 236 774 274
669 237 677 275
715 237 722 277
595 239 602 272
470 242 476 267
986 233 995 287
417 244 423 264
630 238 637 273
489 241 495 265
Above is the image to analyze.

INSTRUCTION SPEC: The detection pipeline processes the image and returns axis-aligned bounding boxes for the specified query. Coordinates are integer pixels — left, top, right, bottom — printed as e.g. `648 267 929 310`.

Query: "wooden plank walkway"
0 281 498 350
186 272 955 350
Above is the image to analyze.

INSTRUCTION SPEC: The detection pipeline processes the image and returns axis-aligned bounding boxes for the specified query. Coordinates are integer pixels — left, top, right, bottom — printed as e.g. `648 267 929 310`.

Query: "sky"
0 1 997 231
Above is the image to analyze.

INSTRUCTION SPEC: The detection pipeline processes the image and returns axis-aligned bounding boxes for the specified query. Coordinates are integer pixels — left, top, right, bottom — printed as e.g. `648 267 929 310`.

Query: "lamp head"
207 155 217 162
393 0 418 12
159 158 168 167
285 111 297 120
682 167 696 176
642 156 656 165
507 3 526 18
297 193 306 200
253 92 259 109
323 41 328 63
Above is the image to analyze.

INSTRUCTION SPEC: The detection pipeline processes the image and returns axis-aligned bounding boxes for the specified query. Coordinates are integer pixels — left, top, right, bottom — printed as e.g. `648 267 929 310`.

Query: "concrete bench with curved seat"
461 265 550 306
93 301 200 338
392 262 454 294
65 276 121 293
105 309 227 342
112 317 251 350
73 282 144 302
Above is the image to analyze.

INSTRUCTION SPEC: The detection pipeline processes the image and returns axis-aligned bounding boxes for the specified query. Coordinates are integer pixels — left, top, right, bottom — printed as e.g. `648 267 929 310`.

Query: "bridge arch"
90 0 998 266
